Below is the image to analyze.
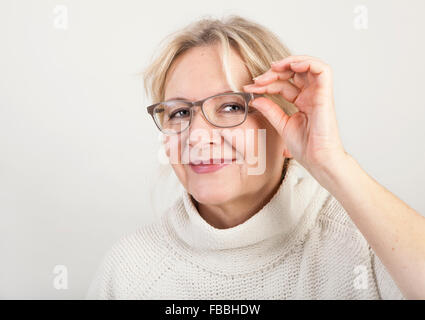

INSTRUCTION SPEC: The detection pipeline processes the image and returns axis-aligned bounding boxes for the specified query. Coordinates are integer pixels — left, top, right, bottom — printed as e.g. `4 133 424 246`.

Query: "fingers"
243 80 300 103
270 55 322 72
250 56 331 93
293 72 307 89
249 97 290 136
252 69 294 86
252 55 330 87
289 59 330 75
244 55 332 108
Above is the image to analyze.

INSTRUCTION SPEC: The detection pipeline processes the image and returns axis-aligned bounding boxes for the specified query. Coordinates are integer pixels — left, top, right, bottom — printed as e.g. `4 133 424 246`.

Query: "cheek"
249 113 284 157
163 133 185 164
238 117 266 165
171 162 185 177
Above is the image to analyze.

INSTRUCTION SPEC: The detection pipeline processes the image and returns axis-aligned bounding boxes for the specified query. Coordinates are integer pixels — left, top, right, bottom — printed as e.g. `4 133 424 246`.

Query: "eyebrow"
165 90 235 102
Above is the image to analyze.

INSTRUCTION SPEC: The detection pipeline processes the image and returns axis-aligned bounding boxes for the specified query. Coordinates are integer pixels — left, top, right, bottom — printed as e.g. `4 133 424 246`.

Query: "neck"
194 162 287 229
165 157 329 272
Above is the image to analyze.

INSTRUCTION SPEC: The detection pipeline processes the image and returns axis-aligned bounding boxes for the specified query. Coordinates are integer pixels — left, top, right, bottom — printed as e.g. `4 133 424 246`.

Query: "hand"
243 55 347 174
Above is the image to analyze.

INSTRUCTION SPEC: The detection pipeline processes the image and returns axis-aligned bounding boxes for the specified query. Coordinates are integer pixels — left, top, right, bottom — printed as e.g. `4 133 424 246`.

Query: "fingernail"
252 76 259 80
271 60 278 65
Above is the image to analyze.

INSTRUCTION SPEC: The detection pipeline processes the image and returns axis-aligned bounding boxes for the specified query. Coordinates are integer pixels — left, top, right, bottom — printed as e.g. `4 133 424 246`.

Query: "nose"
187 106 218 148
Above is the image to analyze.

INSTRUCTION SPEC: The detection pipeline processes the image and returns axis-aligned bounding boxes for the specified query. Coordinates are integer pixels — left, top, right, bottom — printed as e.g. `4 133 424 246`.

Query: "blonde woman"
86 15 425 299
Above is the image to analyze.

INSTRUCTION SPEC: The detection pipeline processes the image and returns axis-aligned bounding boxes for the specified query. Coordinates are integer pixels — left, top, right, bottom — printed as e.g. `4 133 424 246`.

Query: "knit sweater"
86 159 405 299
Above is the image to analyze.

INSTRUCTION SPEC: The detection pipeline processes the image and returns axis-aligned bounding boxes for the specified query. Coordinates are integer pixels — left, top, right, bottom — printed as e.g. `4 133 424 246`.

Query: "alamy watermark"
157 126 268 175
53 264 68 290
353 264 369 290
353 5 368 30
52 5 69 30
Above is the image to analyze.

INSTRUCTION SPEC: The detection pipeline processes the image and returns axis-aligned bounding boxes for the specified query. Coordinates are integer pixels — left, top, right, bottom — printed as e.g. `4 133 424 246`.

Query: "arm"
243 55 425 299
311 151 425 299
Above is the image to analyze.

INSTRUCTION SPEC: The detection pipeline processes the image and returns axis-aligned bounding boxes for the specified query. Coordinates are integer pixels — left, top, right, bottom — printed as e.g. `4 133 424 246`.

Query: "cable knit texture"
86 159 405 299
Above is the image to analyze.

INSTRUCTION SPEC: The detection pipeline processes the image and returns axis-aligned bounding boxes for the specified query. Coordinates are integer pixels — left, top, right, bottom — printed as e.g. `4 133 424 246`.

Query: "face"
163 44 285 206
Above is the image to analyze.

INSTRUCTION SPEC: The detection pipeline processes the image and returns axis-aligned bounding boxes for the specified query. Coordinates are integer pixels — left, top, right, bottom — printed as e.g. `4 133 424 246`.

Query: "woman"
86 15 425 299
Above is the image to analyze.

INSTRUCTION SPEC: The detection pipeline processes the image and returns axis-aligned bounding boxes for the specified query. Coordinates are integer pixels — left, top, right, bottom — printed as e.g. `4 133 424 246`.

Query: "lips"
189 158 235 174
189 158 235 165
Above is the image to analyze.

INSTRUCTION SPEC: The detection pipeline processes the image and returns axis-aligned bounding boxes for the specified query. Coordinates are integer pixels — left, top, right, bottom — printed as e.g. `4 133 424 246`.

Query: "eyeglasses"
146 92 265 134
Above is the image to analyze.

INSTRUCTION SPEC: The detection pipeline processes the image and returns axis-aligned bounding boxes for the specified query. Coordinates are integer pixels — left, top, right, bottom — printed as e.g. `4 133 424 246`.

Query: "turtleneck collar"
163 159 330 274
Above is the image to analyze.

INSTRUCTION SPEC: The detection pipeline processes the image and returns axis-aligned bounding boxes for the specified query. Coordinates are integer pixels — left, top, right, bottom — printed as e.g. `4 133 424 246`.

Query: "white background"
0 0 424 299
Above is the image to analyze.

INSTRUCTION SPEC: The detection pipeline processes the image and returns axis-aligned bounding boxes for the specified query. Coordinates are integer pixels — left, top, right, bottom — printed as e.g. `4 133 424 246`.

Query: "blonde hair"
142 14 298 116
142 15 296 215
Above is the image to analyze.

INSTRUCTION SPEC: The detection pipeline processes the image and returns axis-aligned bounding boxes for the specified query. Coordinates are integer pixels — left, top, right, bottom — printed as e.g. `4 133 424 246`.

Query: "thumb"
250 97 289 138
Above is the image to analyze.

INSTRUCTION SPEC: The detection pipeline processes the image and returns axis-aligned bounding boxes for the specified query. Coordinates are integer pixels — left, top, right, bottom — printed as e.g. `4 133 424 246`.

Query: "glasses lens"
153 101 191 134
203 94 247 127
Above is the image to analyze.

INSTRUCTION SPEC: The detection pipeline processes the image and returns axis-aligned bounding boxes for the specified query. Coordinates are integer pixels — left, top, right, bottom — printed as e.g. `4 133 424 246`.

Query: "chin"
188 179 239 205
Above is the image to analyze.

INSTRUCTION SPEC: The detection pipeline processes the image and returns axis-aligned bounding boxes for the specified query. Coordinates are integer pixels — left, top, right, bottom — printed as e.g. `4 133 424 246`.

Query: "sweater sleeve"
369 247 405 300
85 223 169 299
85 246 120 300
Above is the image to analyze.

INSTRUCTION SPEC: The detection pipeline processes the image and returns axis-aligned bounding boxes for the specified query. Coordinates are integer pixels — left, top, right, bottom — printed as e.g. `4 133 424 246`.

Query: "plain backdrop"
0 0 424 299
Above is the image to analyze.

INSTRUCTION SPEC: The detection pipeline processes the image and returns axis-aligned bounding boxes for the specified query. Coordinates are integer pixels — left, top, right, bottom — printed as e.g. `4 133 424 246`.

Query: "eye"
169 108 190 119
220 104 245 113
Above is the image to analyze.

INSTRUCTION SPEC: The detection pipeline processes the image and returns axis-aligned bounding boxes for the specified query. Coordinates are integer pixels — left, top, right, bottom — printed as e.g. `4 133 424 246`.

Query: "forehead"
164 44 251 101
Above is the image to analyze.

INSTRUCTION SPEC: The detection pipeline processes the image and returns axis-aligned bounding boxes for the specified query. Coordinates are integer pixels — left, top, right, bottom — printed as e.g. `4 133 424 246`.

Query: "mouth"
189 158 235 165
188 158 236 174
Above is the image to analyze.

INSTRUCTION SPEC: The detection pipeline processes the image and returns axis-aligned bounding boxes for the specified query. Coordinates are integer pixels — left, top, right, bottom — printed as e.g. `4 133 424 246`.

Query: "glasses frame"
146 92 265 134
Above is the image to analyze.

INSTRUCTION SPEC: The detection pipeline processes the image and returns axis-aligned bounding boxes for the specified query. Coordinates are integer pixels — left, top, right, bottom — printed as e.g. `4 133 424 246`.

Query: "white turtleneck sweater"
86 159 405 299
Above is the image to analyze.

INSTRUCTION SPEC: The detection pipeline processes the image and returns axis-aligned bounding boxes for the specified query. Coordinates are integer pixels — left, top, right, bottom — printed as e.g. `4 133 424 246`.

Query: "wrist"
309 150 355 191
